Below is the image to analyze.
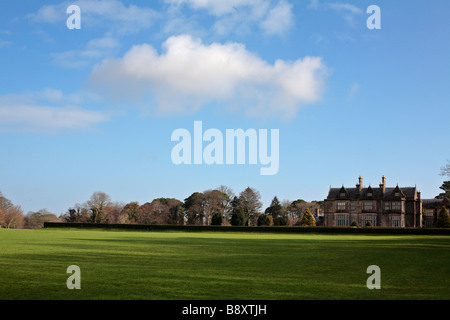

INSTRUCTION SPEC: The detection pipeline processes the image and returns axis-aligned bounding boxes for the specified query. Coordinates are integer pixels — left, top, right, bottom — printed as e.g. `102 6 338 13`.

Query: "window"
367 192 372 197
425 220 434 228
364 201 373 211
337 202 346 210
394 192 400 197
336 215 349 226
364 215 376 226
340 192 346 198
350 202 356 211
384 202 390 210
392 202 401 210
392 215 402 227
425 209 434 216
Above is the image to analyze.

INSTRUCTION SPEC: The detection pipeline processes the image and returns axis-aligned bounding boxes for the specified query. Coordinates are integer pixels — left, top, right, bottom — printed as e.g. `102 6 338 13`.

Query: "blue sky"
1 0 449 215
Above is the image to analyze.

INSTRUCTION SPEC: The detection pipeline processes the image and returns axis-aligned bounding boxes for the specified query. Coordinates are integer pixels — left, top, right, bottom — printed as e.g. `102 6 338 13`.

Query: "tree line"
2 161 450 229
0 186 322 229
60 186 322 227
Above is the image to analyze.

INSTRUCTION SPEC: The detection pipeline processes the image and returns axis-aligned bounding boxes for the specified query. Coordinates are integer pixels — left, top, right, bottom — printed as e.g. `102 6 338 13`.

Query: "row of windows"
335 214 403 227
336 201 403 211
339 192 401 198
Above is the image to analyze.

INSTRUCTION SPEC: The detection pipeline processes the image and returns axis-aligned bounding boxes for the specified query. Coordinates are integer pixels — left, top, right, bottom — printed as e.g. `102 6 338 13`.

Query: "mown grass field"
0 228 449 300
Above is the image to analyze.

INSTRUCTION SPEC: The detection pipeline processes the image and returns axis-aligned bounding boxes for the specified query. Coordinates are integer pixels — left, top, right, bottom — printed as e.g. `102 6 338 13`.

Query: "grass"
0 228 449 300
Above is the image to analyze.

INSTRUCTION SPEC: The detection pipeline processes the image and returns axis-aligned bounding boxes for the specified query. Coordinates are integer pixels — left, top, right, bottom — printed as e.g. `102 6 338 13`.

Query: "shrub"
436 206 450 228
257 214 272 226
267 215 273 226
273 215 289 226
211 213 223 226
230 208 248 226
300 209 316 227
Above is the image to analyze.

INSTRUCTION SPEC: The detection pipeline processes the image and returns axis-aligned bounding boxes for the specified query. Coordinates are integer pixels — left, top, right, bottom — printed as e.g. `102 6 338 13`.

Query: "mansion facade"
324 176 424 228
422 197 450 228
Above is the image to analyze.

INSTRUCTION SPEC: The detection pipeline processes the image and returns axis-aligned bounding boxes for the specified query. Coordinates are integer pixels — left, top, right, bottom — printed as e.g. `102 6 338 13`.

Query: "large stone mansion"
323 176 449 228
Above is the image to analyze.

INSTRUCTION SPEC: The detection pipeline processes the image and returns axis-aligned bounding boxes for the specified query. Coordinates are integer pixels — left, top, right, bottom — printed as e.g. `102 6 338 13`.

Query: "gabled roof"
327 187 418 200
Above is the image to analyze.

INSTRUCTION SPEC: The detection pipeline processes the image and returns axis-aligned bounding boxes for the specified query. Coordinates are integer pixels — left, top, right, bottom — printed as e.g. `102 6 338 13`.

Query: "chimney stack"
356 176 363 193
380 175 386 194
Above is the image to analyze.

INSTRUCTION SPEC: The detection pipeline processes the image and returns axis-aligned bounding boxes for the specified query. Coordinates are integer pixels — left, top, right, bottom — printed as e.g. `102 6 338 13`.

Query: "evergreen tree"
266 196 288 225
435 181 450 199
300 209 316 227
211 212 223 226
436 206 450 228
230 208 248 226
257 214 269 226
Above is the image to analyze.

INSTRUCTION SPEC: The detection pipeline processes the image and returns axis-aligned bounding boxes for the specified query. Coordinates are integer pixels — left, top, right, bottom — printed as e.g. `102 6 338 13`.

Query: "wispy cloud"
88 34 327 119
308 0 320 10
164 0 295 36
28 0 160 34
51 35 120 68
0 40 13 48
328 3 363 26
260 0 294 36
28 0 159 68
308 1 363 26
348 82 360 99
0 89 108 133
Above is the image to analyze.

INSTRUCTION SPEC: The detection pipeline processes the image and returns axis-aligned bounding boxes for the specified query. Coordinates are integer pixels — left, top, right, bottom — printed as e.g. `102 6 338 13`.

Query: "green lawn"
0 228 448 300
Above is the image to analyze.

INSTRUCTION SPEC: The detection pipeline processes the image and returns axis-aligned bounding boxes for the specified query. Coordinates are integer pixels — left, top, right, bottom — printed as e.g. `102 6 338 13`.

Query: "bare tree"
102 202 125 224
216 185 234 223
0 206 5 228
0 192 24 229
87 191 111 223
138 199 174 225
25 209 60 229
63 203 91 223
440 160 450 178
5 205 25 229
121 202 140 224
202 189 229 225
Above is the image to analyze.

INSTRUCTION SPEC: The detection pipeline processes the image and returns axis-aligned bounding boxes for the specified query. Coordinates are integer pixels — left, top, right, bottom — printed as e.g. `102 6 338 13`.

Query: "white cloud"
88 34 327 118
0 89 108 133
0 105 107 132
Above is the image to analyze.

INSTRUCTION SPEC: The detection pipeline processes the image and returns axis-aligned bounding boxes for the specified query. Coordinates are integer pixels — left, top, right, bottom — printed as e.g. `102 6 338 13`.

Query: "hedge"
43 222 450 235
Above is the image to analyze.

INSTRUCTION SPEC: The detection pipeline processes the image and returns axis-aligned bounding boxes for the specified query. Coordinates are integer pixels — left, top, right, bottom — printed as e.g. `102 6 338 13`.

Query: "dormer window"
395 192 400 197
367 192 372 197
340 192 346 198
